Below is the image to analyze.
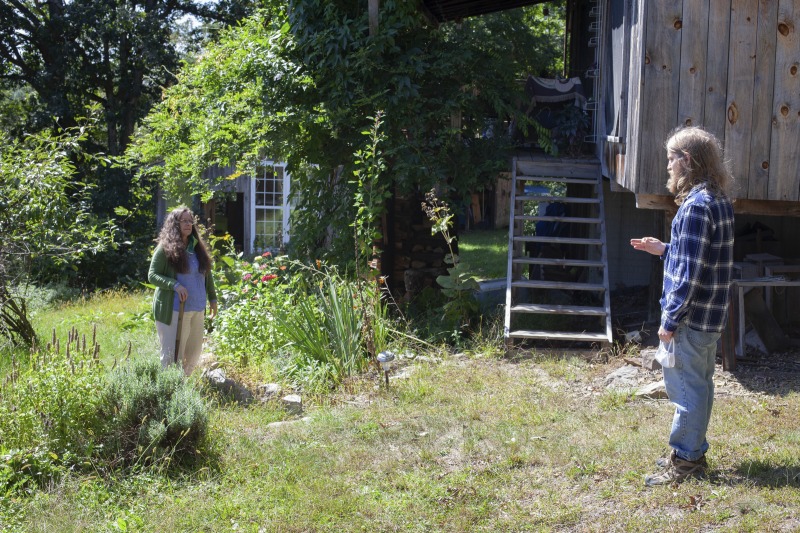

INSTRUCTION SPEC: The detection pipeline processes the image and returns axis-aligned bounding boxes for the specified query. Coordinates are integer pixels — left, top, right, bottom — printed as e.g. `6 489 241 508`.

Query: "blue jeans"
663 323 720 462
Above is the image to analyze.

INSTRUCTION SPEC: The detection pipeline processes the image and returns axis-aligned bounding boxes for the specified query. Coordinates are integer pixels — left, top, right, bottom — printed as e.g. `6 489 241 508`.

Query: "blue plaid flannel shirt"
660 184 735 333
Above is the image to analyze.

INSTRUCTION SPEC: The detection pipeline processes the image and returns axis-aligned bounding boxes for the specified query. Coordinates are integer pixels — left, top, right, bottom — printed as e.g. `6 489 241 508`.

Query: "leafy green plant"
351 112 393 362
0 123 115 347
274 265 374 392
212 251 295 367
128 3 564 268
102 357 209 466
421 190 480 331
552 105 590 157
0 328 107 493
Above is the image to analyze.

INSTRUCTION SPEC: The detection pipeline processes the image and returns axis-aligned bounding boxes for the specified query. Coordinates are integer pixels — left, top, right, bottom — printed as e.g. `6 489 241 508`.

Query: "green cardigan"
148 244 217 325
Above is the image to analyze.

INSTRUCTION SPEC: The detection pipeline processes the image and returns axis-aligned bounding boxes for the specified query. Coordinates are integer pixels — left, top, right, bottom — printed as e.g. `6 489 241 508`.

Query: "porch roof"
421 0 549 23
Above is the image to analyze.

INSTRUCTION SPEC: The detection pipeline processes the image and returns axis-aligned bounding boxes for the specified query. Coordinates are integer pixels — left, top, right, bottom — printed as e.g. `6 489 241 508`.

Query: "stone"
281 394 303 416
267 417 311 430
640 347 661 371
258 383 281 402
603 365 640 390
203 368 254 405
636 380 668 399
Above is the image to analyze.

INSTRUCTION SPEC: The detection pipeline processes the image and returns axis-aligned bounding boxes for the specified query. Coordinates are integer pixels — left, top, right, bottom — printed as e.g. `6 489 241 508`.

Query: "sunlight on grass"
6 297 800 531
457 228 508 280
32 289 157 365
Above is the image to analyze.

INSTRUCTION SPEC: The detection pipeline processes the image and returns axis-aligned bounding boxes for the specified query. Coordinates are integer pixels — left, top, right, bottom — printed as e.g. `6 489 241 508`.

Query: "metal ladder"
503 157 612 344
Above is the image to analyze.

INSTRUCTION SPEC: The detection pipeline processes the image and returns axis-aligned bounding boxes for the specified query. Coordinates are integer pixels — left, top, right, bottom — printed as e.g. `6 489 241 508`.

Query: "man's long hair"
665 126 734 205
157 207 212 274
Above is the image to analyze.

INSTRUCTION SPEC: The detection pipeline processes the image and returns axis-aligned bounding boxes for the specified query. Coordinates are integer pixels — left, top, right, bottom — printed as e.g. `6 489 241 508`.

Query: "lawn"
3 293 800 532
458 228 508 281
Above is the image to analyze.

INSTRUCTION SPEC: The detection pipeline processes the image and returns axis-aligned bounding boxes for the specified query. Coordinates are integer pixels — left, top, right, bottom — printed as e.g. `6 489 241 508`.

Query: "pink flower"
243 273 252 281
262 251 271 257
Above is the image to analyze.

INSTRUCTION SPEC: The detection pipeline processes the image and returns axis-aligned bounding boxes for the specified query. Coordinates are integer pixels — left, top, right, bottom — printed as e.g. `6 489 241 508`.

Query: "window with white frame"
251 161 290 253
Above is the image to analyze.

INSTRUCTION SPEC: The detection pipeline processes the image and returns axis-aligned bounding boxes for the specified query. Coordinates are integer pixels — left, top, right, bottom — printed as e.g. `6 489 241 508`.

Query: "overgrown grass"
3 294 800 531
31 288 157 365
457 228 508 281
0 288 156 376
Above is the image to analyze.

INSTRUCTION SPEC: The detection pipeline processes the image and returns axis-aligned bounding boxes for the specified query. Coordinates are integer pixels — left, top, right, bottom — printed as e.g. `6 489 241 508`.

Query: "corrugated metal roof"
421 0 549 23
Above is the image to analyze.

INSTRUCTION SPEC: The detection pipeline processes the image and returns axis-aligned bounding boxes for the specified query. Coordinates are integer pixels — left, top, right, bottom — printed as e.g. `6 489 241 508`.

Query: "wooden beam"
369 0 379 36
724 0 758 194
748 0 778 200
635 194 800 217
733 198 800 216
623 0 646 193
637 1 682 194
704 0 732 140
634 194 679 215
677 0 710 129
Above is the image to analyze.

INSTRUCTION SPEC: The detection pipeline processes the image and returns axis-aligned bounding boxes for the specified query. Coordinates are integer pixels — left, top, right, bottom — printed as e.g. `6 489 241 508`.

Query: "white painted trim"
250 160 291 253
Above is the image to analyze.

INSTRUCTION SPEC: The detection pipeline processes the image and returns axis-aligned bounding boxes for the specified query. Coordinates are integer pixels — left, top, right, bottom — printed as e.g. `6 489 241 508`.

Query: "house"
413 0 800 343
158 160 292 256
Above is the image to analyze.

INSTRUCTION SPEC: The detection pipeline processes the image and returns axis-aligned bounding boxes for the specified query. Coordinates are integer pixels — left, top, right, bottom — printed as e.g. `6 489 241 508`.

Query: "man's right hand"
630 237 666 257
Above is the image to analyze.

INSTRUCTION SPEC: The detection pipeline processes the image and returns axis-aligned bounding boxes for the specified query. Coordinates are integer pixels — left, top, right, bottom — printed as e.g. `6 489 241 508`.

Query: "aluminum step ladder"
503 157 612 345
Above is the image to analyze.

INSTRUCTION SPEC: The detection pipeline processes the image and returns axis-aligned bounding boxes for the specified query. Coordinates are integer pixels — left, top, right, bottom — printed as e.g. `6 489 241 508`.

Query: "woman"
148 207 218 375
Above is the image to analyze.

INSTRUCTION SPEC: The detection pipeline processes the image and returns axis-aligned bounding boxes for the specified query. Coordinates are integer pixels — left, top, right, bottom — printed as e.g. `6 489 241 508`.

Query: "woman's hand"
208 301 218 320
175 284 188 302
630 236 666 256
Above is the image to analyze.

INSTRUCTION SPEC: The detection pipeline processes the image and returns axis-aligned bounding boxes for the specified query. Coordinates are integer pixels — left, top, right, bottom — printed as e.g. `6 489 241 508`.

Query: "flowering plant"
212 251 296 368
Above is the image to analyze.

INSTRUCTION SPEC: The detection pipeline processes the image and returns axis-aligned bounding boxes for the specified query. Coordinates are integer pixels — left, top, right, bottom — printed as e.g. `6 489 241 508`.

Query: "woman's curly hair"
157 207 212 274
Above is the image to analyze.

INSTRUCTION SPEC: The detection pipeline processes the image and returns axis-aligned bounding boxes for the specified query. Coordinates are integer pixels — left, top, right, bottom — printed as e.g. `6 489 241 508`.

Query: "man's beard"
666 172 678 195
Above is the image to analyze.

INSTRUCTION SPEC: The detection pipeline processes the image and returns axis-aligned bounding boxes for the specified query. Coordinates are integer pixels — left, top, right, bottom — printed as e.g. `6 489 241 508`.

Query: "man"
631 126 735 486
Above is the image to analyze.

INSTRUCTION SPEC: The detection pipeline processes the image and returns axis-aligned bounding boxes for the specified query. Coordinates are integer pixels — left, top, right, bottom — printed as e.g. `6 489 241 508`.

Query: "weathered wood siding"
624 0 800 203
770 1 800 201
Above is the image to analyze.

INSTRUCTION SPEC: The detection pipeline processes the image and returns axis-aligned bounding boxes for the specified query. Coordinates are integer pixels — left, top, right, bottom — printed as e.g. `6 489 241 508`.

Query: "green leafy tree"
0 0 257 287
129 1 565 264
0 123 115 346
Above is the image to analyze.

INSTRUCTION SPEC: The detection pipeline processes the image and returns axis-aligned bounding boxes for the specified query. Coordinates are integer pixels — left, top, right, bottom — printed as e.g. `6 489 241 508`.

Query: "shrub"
102 357 209 466
213 252 401 391
0 333 106 493
212 251 298 368
274 268 369 389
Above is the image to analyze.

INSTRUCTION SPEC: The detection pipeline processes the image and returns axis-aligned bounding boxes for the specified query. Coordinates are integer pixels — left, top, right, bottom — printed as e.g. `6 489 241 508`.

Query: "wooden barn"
414 0 800 346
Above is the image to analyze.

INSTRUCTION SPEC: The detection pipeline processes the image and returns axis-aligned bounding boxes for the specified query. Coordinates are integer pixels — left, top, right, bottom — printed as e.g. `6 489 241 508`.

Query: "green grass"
4 294 800 532
1 288 157 375
457 228 508 281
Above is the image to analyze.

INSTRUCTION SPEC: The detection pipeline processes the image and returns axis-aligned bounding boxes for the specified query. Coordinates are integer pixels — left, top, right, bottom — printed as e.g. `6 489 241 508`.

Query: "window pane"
255 164 281 207
254 207 284 251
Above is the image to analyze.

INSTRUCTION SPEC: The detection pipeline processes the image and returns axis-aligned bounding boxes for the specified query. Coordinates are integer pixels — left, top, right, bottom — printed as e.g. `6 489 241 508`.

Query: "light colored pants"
663 323 721 462
156 310 205 376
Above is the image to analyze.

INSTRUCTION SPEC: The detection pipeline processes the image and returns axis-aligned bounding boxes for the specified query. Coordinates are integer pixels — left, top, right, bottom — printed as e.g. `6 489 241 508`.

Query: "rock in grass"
281 394 303 416
636 380 668 399
203 368 254 405
258 383 281 402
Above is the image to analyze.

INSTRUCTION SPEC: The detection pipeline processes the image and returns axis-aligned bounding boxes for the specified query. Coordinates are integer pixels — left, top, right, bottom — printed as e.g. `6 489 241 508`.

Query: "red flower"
262 251 271 257
262 274 277 282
